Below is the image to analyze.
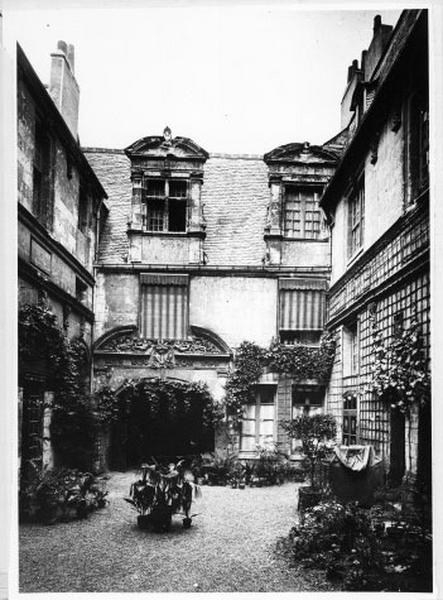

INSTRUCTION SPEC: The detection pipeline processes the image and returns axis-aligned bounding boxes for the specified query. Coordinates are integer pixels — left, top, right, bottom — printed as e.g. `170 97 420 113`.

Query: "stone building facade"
17 42 107 473
320 10 430 493
16 9 430 485
85 134 343 468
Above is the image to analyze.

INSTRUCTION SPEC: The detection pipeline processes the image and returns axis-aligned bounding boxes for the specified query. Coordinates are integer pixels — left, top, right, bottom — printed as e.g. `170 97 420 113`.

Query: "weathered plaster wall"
94 271 140 339
95 272 278 349
330 115 404 286
17 79 34 213
190 276 277 348
282 240 329 267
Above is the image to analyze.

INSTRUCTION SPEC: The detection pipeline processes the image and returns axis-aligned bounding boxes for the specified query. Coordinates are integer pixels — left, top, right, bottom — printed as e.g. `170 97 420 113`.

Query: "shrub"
277 498 433 592
282 414 336 489
249 445 291 485
278 500 383 588
19 467 108 524
200 449 240 485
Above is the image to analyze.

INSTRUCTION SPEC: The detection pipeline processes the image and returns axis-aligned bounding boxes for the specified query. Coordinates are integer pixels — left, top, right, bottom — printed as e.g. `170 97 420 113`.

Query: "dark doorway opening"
389 405 406 487
108 378 216 471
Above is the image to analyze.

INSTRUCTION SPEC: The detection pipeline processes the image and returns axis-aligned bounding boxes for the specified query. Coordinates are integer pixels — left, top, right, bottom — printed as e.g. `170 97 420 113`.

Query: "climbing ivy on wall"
95 378 224 458
224 333 336 424
369 319 430 413
18 304 96 471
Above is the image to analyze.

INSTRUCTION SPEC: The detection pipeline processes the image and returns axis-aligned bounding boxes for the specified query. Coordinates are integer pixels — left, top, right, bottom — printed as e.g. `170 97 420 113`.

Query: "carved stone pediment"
94 325 231 358
125 129 209 162
264 142 339 165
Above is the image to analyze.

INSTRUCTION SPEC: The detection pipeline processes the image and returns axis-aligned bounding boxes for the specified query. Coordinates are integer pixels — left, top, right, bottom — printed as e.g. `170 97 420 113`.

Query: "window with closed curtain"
139 273 189 340
278 279 327 344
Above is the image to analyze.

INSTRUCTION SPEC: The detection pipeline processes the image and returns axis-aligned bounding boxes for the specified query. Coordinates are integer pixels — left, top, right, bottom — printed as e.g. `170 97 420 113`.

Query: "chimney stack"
49 40 80 139
364 16 393 81
340 58 363 130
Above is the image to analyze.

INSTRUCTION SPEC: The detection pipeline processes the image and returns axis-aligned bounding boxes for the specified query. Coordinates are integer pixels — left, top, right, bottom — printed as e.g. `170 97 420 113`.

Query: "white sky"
5 5 401 153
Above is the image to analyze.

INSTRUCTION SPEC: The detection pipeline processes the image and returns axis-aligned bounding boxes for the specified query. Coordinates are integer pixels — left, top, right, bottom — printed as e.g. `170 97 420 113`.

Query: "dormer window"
283 186 324 239
143 177 188 232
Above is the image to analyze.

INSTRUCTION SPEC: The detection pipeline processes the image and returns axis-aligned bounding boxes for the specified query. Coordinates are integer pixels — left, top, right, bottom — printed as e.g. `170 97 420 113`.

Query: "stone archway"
108 377 218 470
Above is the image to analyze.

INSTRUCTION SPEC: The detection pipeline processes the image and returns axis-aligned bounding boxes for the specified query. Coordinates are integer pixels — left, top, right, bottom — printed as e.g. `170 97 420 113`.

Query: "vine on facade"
18 304 96 471
224 334 336 424
94 378 223 431
369 319 430 413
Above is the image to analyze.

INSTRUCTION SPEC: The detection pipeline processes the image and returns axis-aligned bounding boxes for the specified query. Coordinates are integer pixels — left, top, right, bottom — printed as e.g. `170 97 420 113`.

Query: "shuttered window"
279 279 327 344
140 274 189 340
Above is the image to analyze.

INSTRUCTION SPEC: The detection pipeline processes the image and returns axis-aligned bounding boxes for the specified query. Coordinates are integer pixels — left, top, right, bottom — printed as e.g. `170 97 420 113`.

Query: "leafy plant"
200 449 240 486
224 342 266 422
369 319 430 413
250 444 291 485
18 304 97 472
277 500 384 590
224 334 336 425
283 414 336 490
111 378 223 458
277 498 432 592
125 460 201 531
19 466 108 524
267 333 336 380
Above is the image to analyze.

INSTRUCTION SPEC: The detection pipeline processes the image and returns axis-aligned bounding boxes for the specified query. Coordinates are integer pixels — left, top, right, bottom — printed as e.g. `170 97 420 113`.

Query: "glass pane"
241 436 256 451
258 387 275 404
242 419 255 436
169 180 187 198
145 179 165 198
292 405 305 418
258 435 274 449
260 404 274 420
243 404 255 419
259 419 274 436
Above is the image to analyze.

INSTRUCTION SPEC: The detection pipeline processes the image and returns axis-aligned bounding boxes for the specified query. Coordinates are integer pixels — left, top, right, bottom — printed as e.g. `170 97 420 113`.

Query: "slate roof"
83 149 269 266
84 149 131 263
202 154 268 266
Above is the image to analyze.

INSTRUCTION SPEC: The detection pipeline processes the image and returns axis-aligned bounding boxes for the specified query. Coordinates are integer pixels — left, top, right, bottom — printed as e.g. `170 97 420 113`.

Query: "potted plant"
201 449 238 486
283 414 336 513
125 459 200 532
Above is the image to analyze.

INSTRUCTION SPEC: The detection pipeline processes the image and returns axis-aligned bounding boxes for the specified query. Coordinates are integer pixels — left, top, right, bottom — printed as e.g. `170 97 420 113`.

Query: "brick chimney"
340 59 363 130
363 15 393 81
49 40 80 139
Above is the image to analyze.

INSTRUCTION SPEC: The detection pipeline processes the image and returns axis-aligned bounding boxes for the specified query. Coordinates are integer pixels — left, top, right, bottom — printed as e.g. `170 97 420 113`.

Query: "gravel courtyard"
19 471 333 593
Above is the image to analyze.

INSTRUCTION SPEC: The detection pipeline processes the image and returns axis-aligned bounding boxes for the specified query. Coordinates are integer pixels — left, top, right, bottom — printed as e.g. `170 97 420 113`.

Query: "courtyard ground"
19 471 335 593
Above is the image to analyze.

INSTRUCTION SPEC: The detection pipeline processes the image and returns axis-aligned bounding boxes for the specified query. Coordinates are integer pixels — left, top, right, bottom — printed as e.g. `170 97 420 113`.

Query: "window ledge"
346 246 364 268
127 228 189 238
283 237 329 243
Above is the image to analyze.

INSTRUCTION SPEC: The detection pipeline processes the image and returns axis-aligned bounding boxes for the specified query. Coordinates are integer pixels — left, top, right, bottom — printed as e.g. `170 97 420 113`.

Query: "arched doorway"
109 377 218 470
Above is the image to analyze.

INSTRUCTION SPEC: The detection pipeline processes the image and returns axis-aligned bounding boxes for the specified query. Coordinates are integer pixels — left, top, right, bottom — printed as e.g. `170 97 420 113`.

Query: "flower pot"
238 482 245 489
298 487 322 514
137 514 151 530
230 482 237 489
183 517 192 529
150 505 172 532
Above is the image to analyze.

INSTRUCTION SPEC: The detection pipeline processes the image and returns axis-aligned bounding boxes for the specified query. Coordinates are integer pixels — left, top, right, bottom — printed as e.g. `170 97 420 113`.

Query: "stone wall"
325 206 429 479
330 108 405 286
94 271 279 349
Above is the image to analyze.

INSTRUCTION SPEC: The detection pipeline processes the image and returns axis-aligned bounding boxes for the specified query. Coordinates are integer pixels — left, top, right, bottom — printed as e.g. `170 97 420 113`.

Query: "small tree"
283 414 336 490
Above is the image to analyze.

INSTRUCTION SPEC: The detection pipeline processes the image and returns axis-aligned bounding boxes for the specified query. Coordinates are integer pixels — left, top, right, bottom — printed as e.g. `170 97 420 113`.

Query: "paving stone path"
19 471 334 593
